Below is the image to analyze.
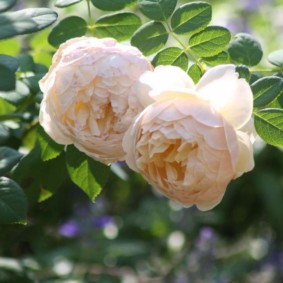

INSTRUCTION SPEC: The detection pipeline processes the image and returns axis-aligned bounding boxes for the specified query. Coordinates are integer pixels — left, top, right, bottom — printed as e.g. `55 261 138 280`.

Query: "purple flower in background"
58 220 81 237
92 216 113 228
240 0 264 12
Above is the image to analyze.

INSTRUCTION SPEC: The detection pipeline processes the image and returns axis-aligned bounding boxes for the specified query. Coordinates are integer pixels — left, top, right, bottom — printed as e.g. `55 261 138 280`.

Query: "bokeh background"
1 0 283 282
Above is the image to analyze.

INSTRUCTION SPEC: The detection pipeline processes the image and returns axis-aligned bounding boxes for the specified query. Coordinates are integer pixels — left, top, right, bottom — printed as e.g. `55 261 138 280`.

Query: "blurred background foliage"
1 0 283 282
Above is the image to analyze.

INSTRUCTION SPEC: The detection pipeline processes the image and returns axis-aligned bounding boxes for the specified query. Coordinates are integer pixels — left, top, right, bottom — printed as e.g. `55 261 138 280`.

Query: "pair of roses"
39 37 255 211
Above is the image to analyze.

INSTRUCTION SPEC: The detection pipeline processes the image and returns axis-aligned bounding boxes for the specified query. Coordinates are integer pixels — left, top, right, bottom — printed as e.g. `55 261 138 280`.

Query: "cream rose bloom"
123 65 255 211
39 36 153 164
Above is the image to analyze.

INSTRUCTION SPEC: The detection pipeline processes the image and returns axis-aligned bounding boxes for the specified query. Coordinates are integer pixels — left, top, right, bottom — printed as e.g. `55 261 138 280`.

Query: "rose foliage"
1 0 283 225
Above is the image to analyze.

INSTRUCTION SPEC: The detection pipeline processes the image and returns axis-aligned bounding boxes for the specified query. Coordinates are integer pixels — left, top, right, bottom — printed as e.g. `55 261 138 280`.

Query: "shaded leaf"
267 49 283 68
0 147 22 176
202 51 229 66
55 0 83 8
0 55 19 72
0 177 27 224
95 12 141 41
252 76 283 107
91 0 136 11
0 64 15 92
131 21 168 56
0 81 30 106
236 65 250 82
0 8 58 40
0 0 17 12
13 143 68 196
138 0 177 21
48 16 87 48
171 2 211 35
152 47 188 71
228 33 263 66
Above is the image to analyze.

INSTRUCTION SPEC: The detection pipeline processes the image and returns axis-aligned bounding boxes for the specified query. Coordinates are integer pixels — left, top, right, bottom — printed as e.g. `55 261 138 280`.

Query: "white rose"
123 65 255 211
39 37 153 164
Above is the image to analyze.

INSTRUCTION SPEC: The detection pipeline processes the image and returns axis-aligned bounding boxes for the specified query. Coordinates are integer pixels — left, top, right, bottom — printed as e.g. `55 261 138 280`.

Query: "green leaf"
252 76 283 107
267 49 283 68
66 145 110 201
254 108 283 146
0 64 15 92
138 0 177 21
171 2 211 35
236 65 250 82
0 147 22 176
48 16 87 48
202 51 229 66
152 47 188 71
228 33 263 66
131 21 168 56
13 143 68 196
0 97 15 115
188 64 202 84
189 26 231 57
55 0 83 8
0 8 58 40
37 126 64 161
0 124 10 143
17 53 35 73
91 0 136 11
95 12 141 42
0 55 19 72
0 0 17 12
0 81 30 106
0 177 27 224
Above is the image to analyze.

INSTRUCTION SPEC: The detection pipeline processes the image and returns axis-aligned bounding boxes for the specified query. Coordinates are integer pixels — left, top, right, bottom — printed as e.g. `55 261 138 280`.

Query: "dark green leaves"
131 21 168 55
254 109 283 146
55 0 83 8
91 0 136 11
267 49 283 68
189 26 231 57
66 146 110 201
138 0 177 21
252 77 283 146
0 177 27 224
252 77 283 108
171 2 211 35
203 51 229 66
48 16 87 47
0 64 15 91
0 147 22 176
95 13 141 41
152 47 188 70
0 81 30 106
228 33 263 66
0 54 19 73
0 0 17 12
0 8 58 40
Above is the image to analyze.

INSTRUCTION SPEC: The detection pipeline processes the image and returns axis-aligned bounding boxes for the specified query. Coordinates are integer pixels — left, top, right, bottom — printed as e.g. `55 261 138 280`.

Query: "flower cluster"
40 37 255 211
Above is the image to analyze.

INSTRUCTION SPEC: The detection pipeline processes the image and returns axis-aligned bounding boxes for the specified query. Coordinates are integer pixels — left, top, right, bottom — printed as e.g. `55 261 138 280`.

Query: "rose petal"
196 64 253 129
136 65 195 107
234 131 255 178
